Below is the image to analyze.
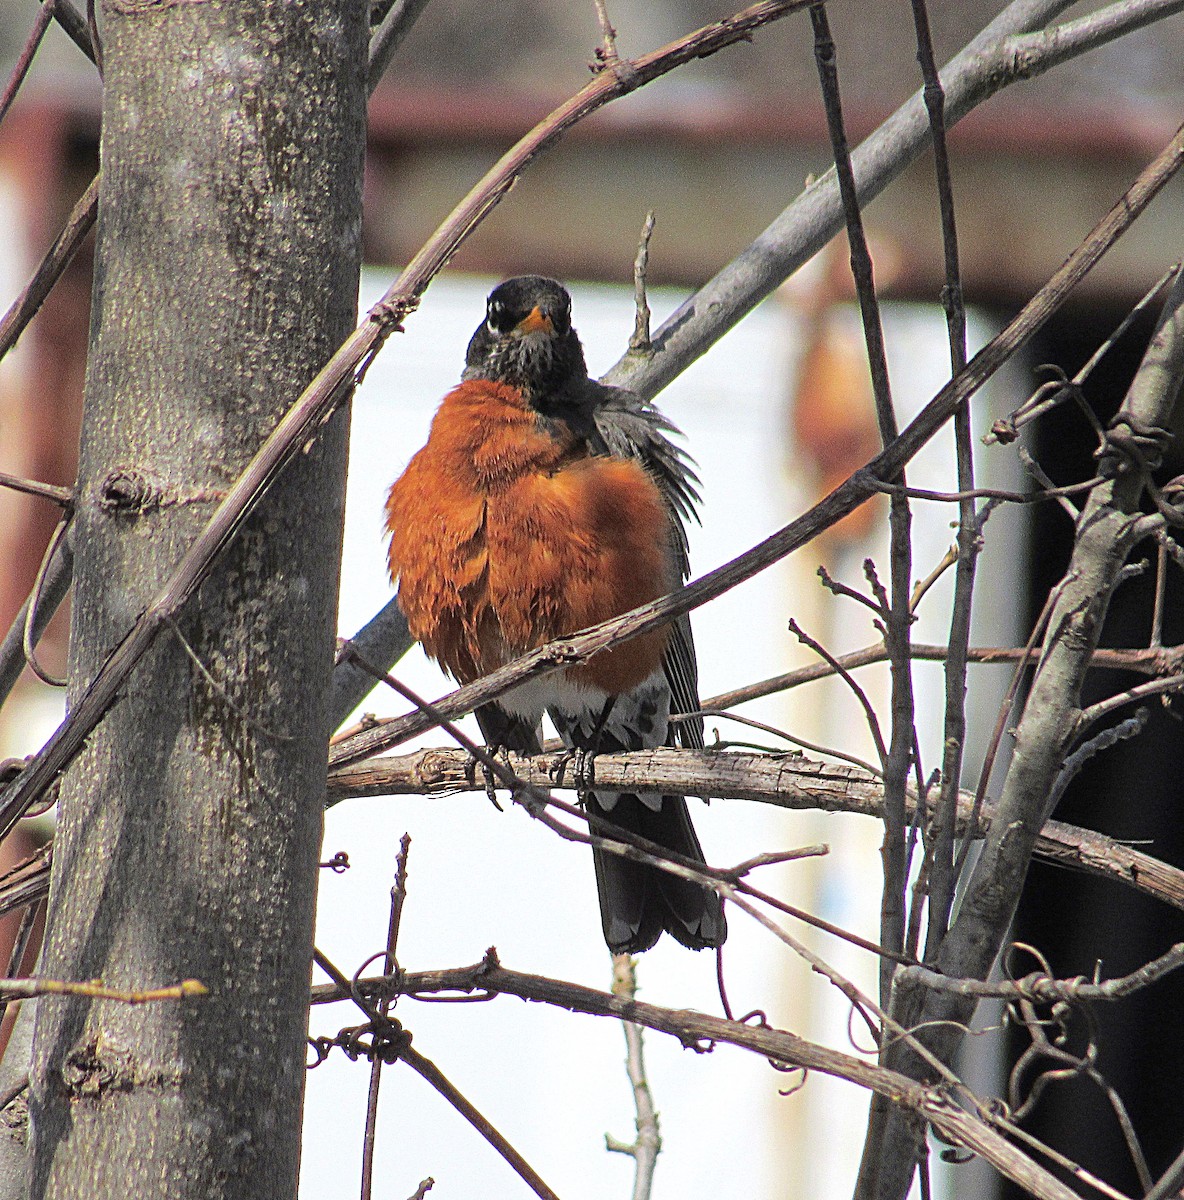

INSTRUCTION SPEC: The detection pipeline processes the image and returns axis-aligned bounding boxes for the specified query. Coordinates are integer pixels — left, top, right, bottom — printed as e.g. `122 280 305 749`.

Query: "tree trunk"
27 3 366 1197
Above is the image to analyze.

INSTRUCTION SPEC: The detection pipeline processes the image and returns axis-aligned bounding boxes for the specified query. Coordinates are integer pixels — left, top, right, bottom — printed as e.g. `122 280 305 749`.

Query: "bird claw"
473 746 508 812
549 746 595 796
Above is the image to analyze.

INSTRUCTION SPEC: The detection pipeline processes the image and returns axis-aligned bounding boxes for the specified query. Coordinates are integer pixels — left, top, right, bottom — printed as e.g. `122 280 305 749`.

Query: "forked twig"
604 956 661 1200
360 834 413 1200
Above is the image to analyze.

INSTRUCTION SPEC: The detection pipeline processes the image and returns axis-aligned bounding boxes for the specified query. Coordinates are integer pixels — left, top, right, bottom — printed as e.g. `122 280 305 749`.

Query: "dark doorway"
999 300 1184 1198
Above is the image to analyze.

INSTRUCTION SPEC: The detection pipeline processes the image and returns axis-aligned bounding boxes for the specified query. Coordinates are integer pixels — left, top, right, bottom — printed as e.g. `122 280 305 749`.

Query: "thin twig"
21 517 71 688
85 0 102 73
1076 673 1184 730
604 956 661 1200
898 939 1184 1002
45 0 94 62
592 0 620 62
949 580 1060 889
986 266 1180 444
788 619 887 766
0 530 73 710
705 639 1184 711
1151 537 1169 647
0 1075 28 1112
872 478 1099 505
400 1045 562 1200
0 897 43 1031
999 1111 1142 1200
1019 444 1081 523
629 211 656 353
906 0 980 994
909 544 957 613
809 1 914 1007
818 565 887 619
0 0 58 132
0 175 99 368
0 471 72 509
360 834 413 1200
367 0 433 88
0 976 205 1002
691 707 885 777
1046 709 1148 822
319 938 562 1200
1143 1140 1184 1200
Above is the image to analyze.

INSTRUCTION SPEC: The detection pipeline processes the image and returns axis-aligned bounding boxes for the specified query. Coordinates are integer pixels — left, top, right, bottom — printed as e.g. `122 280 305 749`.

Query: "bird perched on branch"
385 276 726 954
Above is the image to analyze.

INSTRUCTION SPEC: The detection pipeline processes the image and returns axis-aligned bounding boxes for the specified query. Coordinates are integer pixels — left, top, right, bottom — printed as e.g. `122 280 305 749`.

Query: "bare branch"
1076 674 1184 731
987 267 1180 445
592 0 620 63
400 1045 562 1200
0 533 73 710
0 472 72 509
706 640 1184 711
628 211 657 354
360 834 413 1200
871 251 1184 1200
808 4 915 1007
20 517 70 689
0 1 57 126
604 957 661 1200
1004 0 1184 75
897 940 1184 1003
312 954 1085 1200
44 0 95 62
0 977 205 1003
789 619 887 767
0 176 99 367
324 746 1184 917
367 0 433 88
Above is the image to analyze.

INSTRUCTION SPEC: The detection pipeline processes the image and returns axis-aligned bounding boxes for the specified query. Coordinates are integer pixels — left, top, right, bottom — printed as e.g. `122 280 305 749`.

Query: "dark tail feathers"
587 791 726 954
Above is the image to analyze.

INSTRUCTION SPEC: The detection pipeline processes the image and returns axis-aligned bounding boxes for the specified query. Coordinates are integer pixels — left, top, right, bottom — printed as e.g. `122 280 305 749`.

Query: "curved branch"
602 0 1184 400
311 955 1083 1200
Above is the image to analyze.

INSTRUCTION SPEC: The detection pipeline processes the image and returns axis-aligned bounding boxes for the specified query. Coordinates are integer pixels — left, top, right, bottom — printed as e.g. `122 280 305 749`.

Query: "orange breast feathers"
385 379 675 695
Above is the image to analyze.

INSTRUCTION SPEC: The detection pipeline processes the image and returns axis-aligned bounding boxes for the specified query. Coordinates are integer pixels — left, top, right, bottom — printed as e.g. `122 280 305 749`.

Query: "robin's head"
463 276 587 401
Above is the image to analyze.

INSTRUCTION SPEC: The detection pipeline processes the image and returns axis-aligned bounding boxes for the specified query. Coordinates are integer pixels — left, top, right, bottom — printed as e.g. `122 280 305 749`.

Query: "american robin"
385 276 726 954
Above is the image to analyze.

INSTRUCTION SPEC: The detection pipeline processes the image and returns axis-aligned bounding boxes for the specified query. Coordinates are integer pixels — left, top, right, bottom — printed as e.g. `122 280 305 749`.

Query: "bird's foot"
473 745 510 812
550 746 596 797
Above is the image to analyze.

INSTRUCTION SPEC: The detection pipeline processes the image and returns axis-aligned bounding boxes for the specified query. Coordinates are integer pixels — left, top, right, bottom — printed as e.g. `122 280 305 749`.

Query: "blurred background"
2 2 1184 1197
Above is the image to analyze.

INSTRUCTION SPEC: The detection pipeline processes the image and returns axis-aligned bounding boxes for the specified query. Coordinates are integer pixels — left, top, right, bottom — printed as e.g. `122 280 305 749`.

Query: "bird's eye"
487 299 509 331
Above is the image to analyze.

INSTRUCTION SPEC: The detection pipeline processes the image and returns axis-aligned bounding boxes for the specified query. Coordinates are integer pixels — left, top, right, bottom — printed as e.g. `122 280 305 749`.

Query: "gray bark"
0 1001 35 1198
27 3 366 1198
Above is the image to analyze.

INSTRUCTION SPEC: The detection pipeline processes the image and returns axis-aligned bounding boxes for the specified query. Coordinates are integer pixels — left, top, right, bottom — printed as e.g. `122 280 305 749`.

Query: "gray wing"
590 385 705 751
